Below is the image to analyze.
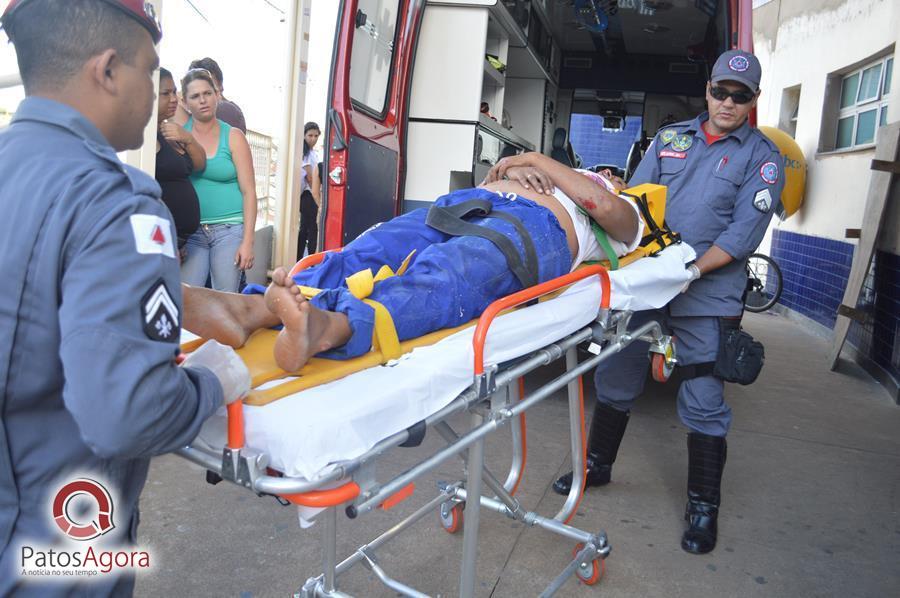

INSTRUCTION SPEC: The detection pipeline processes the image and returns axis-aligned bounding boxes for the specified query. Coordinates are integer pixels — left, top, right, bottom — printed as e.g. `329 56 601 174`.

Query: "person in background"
156 67 203 252
180 68 257 292
187 56 246 133
297 121 321 259
0 1 249 595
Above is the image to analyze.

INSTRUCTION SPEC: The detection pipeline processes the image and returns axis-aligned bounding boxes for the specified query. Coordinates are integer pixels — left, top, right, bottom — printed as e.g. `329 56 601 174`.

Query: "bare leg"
264 268 352 372
182 284 280 348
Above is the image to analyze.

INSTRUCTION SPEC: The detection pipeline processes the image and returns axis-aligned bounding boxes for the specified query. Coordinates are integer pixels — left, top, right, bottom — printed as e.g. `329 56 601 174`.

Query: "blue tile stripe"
770 228 899 382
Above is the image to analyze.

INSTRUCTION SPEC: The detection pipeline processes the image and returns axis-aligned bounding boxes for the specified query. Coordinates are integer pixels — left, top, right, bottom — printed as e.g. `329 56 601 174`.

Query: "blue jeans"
182 223 244 292
288 188 572 359
594 309 731 436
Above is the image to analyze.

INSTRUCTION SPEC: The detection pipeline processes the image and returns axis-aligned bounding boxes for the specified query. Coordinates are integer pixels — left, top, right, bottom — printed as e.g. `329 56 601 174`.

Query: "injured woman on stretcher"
182 151 644 372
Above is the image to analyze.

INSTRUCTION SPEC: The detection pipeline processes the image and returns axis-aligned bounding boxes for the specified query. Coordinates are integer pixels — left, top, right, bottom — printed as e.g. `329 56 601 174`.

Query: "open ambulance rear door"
320 0 425 250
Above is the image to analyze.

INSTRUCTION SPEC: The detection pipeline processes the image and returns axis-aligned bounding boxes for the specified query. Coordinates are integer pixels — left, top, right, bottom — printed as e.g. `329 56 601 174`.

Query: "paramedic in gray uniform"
0 1 249 595
553 50 784 555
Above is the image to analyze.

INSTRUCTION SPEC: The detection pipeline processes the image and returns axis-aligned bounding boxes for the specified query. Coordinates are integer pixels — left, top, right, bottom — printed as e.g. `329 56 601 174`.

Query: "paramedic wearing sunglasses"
0 1 249 595
553 50 784 555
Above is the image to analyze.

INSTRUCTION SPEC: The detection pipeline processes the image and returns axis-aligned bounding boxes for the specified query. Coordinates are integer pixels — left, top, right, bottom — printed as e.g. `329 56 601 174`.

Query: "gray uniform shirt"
0 97 222 595
630 113 784 316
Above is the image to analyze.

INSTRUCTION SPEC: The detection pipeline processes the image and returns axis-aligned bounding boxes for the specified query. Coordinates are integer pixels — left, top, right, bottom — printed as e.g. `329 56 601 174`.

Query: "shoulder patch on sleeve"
753 188 773 213
130 214 176 258
759 161 779 185
141 279 180 342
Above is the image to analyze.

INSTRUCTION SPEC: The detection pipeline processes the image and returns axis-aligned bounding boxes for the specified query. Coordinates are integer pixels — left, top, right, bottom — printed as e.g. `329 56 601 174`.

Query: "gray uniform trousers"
594 308 731 437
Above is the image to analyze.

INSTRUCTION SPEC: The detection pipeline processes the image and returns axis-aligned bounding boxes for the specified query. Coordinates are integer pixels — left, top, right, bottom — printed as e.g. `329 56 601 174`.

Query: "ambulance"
310 0 761 256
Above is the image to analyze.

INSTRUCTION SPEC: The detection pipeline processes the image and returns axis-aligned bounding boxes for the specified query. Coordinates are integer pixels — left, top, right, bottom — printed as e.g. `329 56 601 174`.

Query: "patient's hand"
499 166 555 195
483 153 536 185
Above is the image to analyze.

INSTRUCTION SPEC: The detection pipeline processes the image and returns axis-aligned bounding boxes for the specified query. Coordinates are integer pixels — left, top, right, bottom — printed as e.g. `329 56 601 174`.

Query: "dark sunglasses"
709 86 756 104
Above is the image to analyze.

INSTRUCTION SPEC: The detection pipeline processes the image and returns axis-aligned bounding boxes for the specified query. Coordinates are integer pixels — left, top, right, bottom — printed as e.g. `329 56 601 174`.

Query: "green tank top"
185 118 244 224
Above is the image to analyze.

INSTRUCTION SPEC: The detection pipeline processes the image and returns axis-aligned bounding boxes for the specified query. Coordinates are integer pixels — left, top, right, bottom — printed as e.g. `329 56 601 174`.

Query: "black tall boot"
681 432 727 555
552 403 630 495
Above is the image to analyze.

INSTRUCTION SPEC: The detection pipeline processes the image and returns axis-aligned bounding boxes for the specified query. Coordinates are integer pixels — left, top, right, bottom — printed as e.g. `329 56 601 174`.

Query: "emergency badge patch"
729 55 750 72
753 188 773 213
661 129 678 145
142 279 180 342
759 161 779 185
671 134 693 151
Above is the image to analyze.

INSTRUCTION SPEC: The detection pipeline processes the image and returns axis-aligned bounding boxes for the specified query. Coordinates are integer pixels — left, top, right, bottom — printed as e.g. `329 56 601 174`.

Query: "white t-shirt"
300 149 319 194
551 172 644 269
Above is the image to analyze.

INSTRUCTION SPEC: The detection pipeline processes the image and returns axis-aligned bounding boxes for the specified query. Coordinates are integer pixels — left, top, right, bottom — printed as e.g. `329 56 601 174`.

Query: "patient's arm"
485 153 639 244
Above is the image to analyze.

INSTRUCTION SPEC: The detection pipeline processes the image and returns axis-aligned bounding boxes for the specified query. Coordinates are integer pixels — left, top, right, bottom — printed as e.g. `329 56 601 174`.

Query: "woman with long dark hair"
297 121 321 259
155 67 204 251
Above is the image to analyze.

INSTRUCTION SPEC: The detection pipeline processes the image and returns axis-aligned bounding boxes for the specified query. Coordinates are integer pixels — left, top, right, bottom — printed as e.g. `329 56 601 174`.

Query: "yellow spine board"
589 183 672 268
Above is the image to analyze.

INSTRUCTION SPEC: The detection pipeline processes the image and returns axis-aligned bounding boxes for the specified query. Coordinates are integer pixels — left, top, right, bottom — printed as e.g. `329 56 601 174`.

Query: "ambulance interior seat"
551 127 578 168
624 131 650 183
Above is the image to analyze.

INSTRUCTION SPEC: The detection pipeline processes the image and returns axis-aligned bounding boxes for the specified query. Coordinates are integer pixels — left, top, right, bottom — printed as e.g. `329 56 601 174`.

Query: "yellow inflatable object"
758 126 806 219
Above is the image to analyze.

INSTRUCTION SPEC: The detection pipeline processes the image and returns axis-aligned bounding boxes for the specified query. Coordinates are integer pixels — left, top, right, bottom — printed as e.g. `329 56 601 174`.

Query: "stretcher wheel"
439 502 464 534
651 337 676 383
572 543 605 585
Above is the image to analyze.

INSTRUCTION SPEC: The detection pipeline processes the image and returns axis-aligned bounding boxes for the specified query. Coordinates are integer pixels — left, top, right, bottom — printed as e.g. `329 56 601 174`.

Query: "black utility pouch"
713 317 765 385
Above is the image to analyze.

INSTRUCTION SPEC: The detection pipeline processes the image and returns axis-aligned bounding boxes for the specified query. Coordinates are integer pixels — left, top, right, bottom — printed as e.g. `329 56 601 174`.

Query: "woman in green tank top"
179 69 257 292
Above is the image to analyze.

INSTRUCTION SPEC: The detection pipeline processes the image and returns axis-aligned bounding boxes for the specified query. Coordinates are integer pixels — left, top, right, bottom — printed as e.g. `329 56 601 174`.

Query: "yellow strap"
362 298 402 360
295 250 416 362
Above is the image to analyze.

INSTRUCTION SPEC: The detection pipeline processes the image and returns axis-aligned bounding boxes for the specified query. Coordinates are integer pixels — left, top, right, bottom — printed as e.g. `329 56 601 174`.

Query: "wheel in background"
744 253 783 313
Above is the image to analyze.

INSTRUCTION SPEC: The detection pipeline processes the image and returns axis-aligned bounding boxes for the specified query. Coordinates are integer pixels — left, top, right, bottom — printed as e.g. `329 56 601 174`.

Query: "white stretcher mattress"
194 243 696 480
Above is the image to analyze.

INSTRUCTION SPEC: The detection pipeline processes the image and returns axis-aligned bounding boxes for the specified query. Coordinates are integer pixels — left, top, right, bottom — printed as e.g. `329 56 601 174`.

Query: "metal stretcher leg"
435 420 528 521
322 508 344 596
556 347 586 523
459 410 485 597
501 379 526 495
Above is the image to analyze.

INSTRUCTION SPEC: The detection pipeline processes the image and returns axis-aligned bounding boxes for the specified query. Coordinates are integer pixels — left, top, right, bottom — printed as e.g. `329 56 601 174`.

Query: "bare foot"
264 268 352 372
182 284 280 348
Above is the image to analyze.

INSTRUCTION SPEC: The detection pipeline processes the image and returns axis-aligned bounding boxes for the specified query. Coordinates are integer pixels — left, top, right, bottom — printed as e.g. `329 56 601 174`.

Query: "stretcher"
176 241 695 597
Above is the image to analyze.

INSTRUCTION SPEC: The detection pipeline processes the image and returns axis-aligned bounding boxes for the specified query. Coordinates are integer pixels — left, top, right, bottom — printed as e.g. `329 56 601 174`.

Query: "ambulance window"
349 0 400 117
569 113 642 175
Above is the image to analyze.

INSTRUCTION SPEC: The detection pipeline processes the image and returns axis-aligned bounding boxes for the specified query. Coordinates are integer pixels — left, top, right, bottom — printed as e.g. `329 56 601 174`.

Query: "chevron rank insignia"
141 279 180 342
753 188 773 213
